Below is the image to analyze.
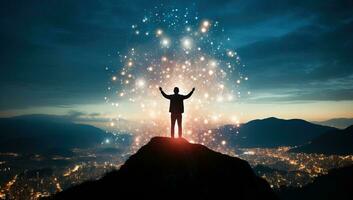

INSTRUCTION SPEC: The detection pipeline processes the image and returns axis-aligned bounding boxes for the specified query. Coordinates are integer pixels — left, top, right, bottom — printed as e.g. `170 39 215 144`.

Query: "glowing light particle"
156 29 163 36
210 60 217 67
231 116 238 123
112 76 117 81
203 20 210 27
161 38 170 47
212 115 219 121
201 20 210 33
181 37 192 49
136 79 145 87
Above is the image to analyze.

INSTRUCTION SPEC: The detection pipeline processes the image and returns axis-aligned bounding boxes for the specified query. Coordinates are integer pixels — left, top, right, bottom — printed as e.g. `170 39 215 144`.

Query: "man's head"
173 87 179 94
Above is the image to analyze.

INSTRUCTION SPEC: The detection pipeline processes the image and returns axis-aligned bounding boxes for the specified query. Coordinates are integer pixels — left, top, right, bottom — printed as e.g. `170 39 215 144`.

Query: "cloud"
237 19 353 101
0 1 137 109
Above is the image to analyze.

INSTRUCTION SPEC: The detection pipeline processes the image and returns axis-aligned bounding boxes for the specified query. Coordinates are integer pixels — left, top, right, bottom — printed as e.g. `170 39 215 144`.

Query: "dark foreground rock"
49 137 278 199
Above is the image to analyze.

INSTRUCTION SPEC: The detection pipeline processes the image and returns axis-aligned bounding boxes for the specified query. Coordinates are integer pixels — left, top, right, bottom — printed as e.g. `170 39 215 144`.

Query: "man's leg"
177 114 182 138
171 114 177 138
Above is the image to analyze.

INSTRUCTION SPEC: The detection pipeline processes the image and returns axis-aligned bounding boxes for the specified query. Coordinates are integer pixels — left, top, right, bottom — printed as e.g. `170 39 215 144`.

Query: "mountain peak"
262 117 307 123
345 125 353 131
264 117 281 121
51 137 278 199
232 117 335 147
290 123 353 155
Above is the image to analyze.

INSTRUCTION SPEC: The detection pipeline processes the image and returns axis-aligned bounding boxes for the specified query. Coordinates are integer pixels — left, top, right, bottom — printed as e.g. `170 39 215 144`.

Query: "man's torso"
169 94 184 113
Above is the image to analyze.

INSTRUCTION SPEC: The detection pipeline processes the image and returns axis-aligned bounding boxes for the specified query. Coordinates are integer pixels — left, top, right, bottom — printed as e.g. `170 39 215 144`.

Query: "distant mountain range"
278 165 353 200
0 115 132 156
49 137 278 199
1 114 349 155
312 118 353 129
11 114 74 123
290 125 353 155
215 117 336 147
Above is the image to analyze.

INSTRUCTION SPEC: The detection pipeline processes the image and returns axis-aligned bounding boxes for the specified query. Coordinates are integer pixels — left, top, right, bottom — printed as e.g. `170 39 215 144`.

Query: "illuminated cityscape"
1 139 353 199
237 147 353 188
0 148 126 199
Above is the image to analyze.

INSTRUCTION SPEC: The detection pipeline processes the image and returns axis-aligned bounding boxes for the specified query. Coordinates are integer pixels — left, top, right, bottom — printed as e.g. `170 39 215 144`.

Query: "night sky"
1 0 353 122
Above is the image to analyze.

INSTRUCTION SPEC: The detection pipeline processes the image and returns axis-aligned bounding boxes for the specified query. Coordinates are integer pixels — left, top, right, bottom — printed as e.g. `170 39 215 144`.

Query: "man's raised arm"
183 88 195 99
159 87 171 99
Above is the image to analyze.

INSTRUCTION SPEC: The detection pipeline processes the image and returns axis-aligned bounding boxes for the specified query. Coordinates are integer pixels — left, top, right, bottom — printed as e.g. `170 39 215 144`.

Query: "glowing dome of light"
105 6 250 151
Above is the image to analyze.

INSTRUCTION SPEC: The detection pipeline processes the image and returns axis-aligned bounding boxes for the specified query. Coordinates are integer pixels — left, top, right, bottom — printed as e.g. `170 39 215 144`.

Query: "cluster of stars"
105 6 250 151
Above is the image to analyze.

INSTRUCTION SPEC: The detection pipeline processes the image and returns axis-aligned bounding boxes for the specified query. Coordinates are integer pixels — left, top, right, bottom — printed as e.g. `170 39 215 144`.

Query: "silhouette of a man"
159 87 195 138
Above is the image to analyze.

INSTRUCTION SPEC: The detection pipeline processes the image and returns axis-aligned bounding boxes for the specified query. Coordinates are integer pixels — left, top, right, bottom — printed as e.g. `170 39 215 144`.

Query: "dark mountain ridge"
216 117 336 147
313 118 353 129
290 125 353 155
49 137 278 199
0 116 130 155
